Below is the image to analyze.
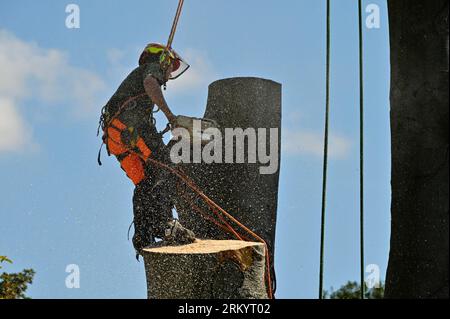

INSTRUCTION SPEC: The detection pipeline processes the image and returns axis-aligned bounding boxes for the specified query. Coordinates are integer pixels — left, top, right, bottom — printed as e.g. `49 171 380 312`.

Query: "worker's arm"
143 75 176 124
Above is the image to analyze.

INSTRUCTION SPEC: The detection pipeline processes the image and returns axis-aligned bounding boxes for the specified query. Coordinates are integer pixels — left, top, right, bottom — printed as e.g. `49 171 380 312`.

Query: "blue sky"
0 0 391 298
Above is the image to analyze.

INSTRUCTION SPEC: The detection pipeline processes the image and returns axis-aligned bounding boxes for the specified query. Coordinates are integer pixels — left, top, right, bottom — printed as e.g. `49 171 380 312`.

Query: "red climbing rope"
147 157 274 299
103 110 274 297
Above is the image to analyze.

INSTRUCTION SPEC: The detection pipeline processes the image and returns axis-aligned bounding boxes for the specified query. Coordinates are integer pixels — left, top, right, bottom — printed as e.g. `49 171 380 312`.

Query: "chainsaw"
171 115 219 145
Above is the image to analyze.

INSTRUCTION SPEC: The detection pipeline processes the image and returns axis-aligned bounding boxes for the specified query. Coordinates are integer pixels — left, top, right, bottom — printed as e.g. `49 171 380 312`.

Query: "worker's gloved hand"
167 114 177 127
164 220 196 246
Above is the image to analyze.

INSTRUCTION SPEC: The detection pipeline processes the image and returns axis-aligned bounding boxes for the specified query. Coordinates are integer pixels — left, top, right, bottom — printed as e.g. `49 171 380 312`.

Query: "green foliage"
0 256 35 299
324 281 385 299
0 256 12 269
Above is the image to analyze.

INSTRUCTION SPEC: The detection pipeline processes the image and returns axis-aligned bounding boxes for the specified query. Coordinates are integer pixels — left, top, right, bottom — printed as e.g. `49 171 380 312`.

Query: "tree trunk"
143 240 268 299
386 0 449 298
176 77 281 295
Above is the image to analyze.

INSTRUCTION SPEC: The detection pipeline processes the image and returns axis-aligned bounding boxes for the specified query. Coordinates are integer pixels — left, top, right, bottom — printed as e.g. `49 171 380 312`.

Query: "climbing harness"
319 0 365 299
97 93 152 166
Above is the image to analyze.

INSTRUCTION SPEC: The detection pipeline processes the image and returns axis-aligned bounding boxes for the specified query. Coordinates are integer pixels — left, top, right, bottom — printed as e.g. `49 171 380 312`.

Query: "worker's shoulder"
114 66 146 91
123 65 147 82
104 66 145 106
119 62 162 85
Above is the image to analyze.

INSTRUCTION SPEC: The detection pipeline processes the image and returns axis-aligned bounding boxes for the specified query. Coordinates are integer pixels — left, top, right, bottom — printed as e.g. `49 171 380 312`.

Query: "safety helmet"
138 43 189 80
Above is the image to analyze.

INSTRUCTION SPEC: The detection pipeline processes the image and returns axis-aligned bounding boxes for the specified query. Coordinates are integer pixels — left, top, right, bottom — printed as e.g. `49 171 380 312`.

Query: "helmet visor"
169 56 189 80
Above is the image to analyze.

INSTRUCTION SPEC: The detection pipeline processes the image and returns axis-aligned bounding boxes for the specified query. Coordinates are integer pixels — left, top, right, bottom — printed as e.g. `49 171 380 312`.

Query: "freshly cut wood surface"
143 239 262 254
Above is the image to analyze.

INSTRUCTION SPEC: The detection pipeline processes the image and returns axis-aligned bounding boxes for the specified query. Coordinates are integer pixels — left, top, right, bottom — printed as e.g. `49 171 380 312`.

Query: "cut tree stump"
142 239 268 299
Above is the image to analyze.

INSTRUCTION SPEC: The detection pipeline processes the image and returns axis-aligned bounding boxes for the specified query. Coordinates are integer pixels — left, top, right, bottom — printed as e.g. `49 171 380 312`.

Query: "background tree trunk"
386 0 449 298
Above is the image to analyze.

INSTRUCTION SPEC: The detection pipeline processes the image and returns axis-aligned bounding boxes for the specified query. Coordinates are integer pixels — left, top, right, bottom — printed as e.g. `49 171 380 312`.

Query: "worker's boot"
163 219 196 245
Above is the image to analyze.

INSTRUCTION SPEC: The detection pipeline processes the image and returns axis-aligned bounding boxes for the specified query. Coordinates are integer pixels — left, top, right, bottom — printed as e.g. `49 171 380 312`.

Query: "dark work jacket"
103 62 166 155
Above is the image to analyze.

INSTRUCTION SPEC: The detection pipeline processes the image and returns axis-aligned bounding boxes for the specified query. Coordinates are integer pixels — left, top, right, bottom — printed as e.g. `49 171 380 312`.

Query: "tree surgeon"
98 43 196 259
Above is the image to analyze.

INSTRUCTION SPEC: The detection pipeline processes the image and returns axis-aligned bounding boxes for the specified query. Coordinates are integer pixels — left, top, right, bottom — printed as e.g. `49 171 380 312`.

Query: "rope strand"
166 0 184 49
319 0 331 300
358 0 365 300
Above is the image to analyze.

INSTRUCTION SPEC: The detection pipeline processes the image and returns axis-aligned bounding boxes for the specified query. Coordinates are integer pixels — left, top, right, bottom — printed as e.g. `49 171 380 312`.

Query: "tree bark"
143 240 268 299
175 77 281 295
386 0 449 298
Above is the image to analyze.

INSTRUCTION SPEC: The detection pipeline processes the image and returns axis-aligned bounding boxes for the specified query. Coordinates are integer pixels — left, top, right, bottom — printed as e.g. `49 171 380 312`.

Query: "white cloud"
106 48 125 66
0 29 107 153
282 129 352 159
106 47 133 80
0 98 31 152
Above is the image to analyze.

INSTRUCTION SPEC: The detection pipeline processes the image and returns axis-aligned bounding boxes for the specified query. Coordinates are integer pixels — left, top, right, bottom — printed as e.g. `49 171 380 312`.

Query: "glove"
171 115 219 144
164 220 196 246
